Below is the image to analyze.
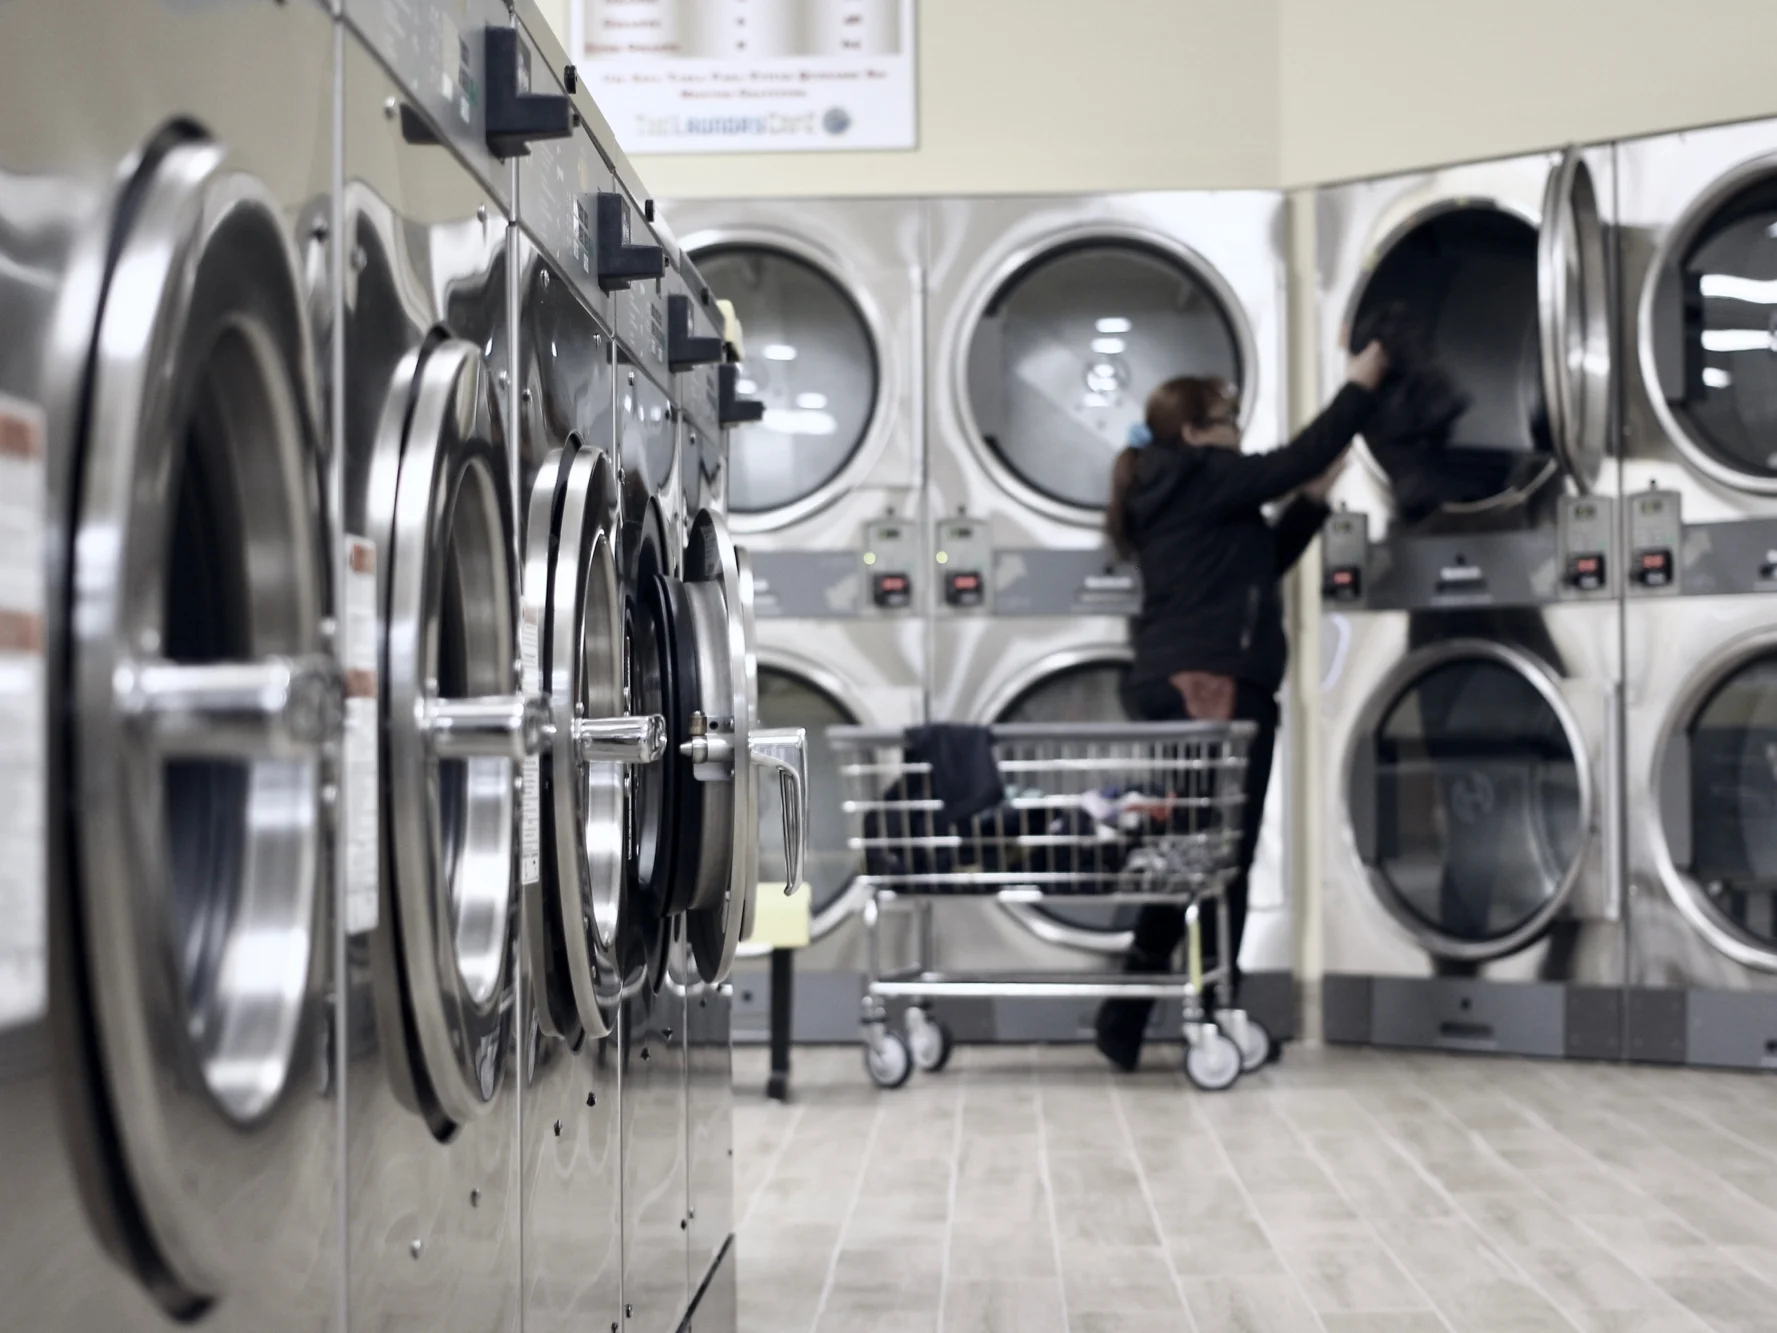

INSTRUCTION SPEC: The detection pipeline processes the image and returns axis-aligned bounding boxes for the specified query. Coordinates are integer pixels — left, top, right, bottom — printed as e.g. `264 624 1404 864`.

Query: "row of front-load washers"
0 3 800 1333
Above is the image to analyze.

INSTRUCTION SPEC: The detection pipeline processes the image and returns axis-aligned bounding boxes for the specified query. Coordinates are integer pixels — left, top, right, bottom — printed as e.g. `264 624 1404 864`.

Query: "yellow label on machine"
745 882 811 949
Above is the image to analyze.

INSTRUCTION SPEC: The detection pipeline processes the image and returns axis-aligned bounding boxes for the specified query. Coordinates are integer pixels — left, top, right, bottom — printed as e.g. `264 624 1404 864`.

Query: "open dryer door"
1539 148 1614 495
61 137 337 1317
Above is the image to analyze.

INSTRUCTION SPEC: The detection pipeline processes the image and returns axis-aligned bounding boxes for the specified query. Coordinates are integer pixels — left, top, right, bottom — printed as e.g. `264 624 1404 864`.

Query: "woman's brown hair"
1104 376 1234 560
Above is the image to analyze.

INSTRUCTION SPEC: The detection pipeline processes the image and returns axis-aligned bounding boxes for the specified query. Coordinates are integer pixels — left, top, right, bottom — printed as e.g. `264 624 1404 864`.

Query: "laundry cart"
829 721 1263 1090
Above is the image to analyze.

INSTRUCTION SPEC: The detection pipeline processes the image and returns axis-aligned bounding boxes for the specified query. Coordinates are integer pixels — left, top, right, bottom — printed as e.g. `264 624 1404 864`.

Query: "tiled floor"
730 1042 1777 1333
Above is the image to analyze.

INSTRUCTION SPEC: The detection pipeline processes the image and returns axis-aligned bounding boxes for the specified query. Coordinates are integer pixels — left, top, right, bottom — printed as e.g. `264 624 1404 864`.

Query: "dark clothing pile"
1125 382 1375 696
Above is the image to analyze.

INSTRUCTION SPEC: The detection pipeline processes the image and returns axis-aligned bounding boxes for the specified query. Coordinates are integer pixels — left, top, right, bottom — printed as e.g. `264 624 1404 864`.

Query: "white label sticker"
342 536 380 935
520 606 542 886
0 395 46 1029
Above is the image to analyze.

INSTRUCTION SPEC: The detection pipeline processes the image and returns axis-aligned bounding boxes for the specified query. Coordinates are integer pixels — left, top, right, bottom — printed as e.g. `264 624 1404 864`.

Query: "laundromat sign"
574 0 917 154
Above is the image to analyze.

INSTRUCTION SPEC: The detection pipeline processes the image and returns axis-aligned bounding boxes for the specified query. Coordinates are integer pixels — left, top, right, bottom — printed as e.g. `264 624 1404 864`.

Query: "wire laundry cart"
828 720 1267 1091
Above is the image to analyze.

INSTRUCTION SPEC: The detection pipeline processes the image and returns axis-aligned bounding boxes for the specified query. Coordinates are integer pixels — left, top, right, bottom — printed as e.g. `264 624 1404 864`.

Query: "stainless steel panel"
623 927 690 1333
341 32 520 1333
686 979 734 1292
0 1 340 1328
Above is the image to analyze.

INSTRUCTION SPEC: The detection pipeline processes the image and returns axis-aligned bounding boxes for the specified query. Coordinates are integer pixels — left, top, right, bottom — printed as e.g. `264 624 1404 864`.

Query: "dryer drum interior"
1660 650 1777 956
376 337 531 1134
994 660 1141 950
1351 650 1587 958
692 244 879 516
64 136 332 1314
966 239 1244 513
1646 168 1777 488
1350 207 1556 520
753 667 861 937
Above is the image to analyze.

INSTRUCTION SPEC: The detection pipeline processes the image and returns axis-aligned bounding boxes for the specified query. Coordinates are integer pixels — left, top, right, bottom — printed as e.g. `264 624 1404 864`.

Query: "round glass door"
1672 652 1777 954
1351 207 1554 521
995 661 1139 944
1357 651 1585 957
966 241 1243 513
755 668 861 937
1644 170 1777 490
691 245 878 515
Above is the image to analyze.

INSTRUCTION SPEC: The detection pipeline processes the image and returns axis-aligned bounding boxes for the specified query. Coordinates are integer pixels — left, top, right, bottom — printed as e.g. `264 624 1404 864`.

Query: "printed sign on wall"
575 0 917 154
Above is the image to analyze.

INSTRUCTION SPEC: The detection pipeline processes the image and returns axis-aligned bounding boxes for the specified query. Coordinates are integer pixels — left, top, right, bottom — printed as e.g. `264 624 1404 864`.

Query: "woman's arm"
1272 497 1332 573
1193 343 1386 514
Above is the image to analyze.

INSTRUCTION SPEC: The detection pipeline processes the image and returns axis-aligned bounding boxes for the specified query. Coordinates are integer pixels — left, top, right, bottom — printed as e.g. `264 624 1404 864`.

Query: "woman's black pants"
1095 676 1279 1060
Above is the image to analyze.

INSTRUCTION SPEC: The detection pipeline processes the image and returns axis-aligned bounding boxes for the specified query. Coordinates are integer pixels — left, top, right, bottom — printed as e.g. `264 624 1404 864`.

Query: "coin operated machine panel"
936 516 992 611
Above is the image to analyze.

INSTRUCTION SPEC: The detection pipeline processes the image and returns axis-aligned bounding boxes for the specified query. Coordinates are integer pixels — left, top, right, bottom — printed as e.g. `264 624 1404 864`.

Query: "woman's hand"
1347 340 1389 392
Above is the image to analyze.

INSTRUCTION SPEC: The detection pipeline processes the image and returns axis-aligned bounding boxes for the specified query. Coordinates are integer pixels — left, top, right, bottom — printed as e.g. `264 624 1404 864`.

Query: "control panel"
1321 510 1367 603
1558 494 1613 598
1628 487 1681 593
863 519 919 613
936 517 991 611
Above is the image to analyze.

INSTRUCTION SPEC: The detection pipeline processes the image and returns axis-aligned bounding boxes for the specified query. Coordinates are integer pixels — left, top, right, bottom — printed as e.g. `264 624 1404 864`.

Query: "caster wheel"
1231 1015 1272 1073
907 1014 954 1073
1184 1028 1242 1092
864 1031 912 1089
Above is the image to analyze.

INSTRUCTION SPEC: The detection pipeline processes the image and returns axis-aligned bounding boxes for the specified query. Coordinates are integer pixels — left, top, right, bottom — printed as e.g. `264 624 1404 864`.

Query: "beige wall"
537 0 1281 197
1280 0 1777 185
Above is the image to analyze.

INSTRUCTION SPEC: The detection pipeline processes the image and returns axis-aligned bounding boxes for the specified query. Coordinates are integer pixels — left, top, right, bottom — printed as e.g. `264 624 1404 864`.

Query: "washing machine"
922 192 1294 1041
663 199 926 1025
1617 117 1777 1069
508 10 667 1331
339 6 559 1328
0 0 340 1328
1316 147 1627 1059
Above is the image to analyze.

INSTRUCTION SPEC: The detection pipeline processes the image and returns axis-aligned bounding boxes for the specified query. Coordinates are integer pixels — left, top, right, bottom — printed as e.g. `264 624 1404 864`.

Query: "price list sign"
576 0 917 153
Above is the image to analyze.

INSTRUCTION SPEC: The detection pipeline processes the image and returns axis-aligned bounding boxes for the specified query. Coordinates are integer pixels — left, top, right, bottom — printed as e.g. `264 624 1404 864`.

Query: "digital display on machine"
872 572 912 609
944 571 985 607
1633 549 1674 587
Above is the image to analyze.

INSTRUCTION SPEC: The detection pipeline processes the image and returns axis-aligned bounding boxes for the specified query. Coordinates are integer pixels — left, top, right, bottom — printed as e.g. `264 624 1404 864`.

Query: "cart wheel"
1232 1016 1272 1073
864 1031 913 1090
1184 1028 1242 1092
907 1014 953 1073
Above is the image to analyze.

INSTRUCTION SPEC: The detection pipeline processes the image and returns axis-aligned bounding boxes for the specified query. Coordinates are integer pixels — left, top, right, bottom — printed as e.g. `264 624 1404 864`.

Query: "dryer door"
994 659 1140 952
1347 641 1591 962
693 244 881 524
1655 641 1777 970
965 237 1248 521
65 140 335 1315
1640 156 1777 494
1539 148 1613 493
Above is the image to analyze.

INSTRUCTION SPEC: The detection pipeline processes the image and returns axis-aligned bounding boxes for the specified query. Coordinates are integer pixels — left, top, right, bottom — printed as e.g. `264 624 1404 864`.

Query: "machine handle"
749 727 808 896
575 714 668 765
425 694 549 760
119 654 343 759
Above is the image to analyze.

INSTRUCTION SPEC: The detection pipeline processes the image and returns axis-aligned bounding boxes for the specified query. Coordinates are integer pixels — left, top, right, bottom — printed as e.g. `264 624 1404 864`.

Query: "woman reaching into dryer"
1093 339 1390 1072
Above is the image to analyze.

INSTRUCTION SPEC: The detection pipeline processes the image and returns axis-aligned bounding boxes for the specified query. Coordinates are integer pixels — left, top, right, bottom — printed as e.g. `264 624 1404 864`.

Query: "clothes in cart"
904 723 1005 824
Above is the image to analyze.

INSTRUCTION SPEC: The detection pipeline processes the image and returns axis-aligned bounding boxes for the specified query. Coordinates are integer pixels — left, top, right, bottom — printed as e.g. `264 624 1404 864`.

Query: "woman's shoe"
1093 1003 1144 1073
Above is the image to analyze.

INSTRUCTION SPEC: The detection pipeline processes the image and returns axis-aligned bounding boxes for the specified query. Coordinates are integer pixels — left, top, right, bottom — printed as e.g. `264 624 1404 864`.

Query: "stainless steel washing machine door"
1540 148 1614 495
691 242 881 525
1346 640 1592 962
521 442 666 1041
964 235 1249 521
992 657 1140 953
1640 153 1777 494
367 336 536 1132
65 138 335 1315
1654 634 1777 970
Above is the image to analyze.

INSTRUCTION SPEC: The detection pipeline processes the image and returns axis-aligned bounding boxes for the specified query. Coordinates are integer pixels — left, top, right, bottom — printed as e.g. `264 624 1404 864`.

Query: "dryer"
922 192 1294 1040
1316 147 1627 1059
1617 117 1777 1069
663 198 927 1027
0 0 341 1328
